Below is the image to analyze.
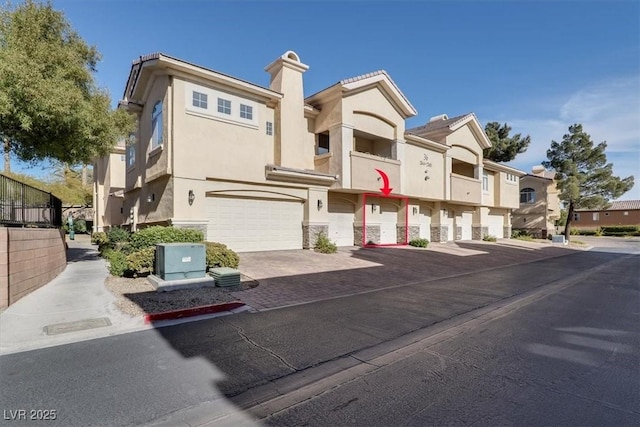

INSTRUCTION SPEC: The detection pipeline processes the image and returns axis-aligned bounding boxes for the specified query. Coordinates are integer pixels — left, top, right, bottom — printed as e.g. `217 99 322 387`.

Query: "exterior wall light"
188 190 195 206
413 207 418 215
146 193 154 203
371 204 378 213
317 200 323 210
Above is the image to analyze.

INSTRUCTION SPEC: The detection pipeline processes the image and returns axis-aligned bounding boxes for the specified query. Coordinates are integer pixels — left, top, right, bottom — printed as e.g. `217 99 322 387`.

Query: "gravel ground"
104 275 258 317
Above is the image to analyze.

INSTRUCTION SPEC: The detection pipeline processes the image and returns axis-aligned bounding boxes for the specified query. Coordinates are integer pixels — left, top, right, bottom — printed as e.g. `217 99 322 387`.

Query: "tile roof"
340 70 387 85
576 200 640 211
406 113 474 135
609 200 640 210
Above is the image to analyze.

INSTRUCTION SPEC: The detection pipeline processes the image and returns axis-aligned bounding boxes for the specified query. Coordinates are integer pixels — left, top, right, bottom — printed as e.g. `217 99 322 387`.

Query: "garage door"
459 211 473 240
206 197 303 252
328 200 354 246
444 209 454 241
487 214 504 239
380 203 398 244
419 204 431 240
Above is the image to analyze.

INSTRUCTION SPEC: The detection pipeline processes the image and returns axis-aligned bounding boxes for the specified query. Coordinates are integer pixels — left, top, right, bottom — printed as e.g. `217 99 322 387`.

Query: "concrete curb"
143 301 245 324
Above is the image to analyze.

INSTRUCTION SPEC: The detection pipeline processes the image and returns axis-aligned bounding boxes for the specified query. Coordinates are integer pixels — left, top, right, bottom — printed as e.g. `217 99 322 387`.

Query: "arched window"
151 101 163 149
520 187 535 203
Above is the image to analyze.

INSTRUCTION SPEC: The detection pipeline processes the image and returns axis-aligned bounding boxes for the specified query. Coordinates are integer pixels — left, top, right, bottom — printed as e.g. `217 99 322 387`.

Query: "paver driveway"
232 240 580 310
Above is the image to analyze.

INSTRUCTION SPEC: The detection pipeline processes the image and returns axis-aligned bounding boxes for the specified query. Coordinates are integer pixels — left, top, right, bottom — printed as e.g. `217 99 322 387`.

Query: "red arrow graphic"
375 168 393 196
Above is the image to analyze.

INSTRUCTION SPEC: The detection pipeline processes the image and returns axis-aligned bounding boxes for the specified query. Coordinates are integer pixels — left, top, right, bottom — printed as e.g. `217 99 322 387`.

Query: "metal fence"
0 173 62 227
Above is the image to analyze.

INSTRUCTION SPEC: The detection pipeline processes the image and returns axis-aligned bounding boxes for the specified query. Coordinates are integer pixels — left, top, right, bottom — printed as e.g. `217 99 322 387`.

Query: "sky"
14 0 640 200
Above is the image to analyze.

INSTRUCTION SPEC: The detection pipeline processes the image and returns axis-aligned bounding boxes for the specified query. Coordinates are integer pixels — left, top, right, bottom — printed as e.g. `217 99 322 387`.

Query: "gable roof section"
306 70 417 119
123 53 282 104
407 112 492 149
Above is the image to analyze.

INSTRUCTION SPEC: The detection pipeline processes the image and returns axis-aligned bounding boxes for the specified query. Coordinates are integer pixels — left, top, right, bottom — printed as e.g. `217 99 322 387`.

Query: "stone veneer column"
354 224 380 246
303 223 329 249
503 226 511 239
397 225 420 243
431 225 448 243
472 226 488 240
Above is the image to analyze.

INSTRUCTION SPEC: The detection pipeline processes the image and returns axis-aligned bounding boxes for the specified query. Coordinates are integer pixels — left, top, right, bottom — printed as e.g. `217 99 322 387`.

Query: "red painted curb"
143 301 245 324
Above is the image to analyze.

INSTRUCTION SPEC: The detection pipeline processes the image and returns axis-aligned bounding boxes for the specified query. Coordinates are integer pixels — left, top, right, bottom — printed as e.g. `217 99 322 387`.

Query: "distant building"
572 200 640 229
512 165 561 238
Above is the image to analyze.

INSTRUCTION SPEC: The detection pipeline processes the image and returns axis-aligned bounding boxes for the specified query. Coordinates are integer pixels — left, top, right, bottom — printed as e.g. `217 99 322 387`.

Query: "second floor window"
240 104 253 120
151 101 163 149
482 171 489 191
520 188 535 204
192 91 208 109
217 98 231 115
266 121 273 136
316 132 330 155
126 132 136 167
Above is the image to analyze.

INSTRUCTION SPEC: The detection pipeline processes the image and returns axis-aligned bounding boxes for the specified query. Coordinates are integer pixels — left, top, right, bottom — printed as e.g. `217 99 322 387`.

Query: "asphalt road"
0 237 638 426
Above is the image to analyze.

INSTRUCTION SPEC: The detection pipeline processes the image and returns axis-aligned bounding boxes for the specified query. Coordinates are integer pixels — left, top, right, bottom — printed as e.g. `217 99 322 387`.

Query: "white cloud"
504 76 640 201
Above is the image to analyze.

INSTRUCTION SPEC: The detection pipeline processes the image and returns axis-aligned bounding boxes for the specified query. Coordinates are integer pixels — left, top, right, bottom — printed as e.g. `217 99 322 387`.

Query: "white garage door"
459 211 473 240
206 197 303 252
487 214 504 239
419 204 431 240
328 200 354 246
380 203 398 244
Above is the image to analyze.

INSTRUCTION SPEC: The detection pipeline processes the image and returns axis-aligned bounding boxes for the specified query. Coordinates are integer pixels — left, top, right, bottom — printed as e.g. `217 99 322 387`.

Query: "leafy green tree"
543 124 634 240
0 0 133 165
483 122 531 162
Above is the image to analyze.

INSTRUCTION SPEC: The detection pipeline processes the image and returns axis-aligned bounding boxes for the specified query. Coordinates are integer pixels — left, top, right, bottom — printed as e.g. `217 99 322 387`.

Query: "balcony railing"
0 173 62 227
350 151 400 192
450 173 481 204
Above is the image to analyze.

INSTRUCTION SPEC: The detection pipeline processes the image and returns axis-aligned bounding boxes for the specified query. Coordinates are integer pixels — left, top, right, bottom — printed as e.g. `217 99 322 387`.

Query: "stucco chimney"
265 51 309 168
531 165 545 176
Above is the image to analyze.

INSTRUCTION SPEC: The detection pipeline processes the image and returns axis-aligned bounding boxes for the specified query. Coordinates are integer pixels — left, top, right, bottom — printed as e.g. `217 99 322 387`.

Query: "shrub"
129 226 203 251
314 232 337 254
409 238 429 248
482 234 497 242
126 247 156 276
73 219 87 234
105 250 128 277
601 225 639 233
205 242 240 269
594 227 603 237
91 232 108 246
107 227 130 247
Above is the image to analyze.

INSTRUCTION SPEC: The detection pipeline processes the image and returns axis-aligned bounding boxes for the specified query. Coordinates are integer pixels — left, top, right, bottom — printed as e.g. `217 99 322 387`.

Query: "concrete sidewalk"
0 236 146 355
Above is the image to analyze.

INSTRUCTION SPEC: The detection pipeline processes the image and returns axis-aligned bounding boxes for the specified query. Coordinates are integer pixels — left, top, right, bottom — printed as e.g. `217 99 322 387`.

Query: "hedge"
129 226 204 250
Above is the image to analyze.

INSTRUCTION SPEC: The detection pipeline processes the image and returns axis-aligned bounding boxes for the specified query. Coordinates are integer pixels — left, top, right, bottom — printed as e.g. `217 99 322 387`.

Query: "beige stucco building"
94 51 525 252
511 166 561 238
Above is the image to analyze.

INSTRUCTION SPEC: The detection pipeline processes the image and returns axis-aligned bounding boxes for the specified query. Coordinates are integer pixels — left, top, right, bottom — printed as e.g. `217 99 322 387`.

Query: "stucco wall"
172 77 276 183
0 228 66 308
403 143 445 200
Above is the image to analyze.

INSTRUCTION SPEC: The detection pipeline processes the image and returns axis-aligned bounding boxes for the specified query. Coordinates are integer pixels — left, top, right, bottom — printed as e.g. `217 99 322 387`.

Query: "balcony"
450 173 481 204
350 151 401 192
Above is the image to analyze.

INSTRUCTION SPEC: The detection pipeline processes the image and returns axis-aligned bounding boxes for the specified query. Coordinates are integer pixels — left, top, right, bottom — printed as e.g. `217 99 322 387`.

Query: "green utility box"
155 243 206 281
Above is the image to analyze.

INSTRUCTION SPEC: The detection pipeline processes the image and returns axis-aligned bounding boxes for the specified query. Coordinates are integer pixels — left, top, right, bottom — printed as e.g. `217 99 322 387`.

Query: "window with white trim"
482 171 489 191
217 98 231 115
151 101 163 149
266 121 273 136
192 91 208 109
240 104 253 120
573 212 580 221
506 173 517 182
593 212 599 221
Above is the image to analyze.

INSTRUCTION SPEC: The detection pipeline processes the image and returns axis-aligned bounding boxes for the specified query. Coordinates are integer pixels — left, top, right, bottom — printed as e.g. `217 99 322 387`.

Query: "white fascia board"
404 134 448 152
342 74 417 118
156 56 283 103
483 160 526 176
